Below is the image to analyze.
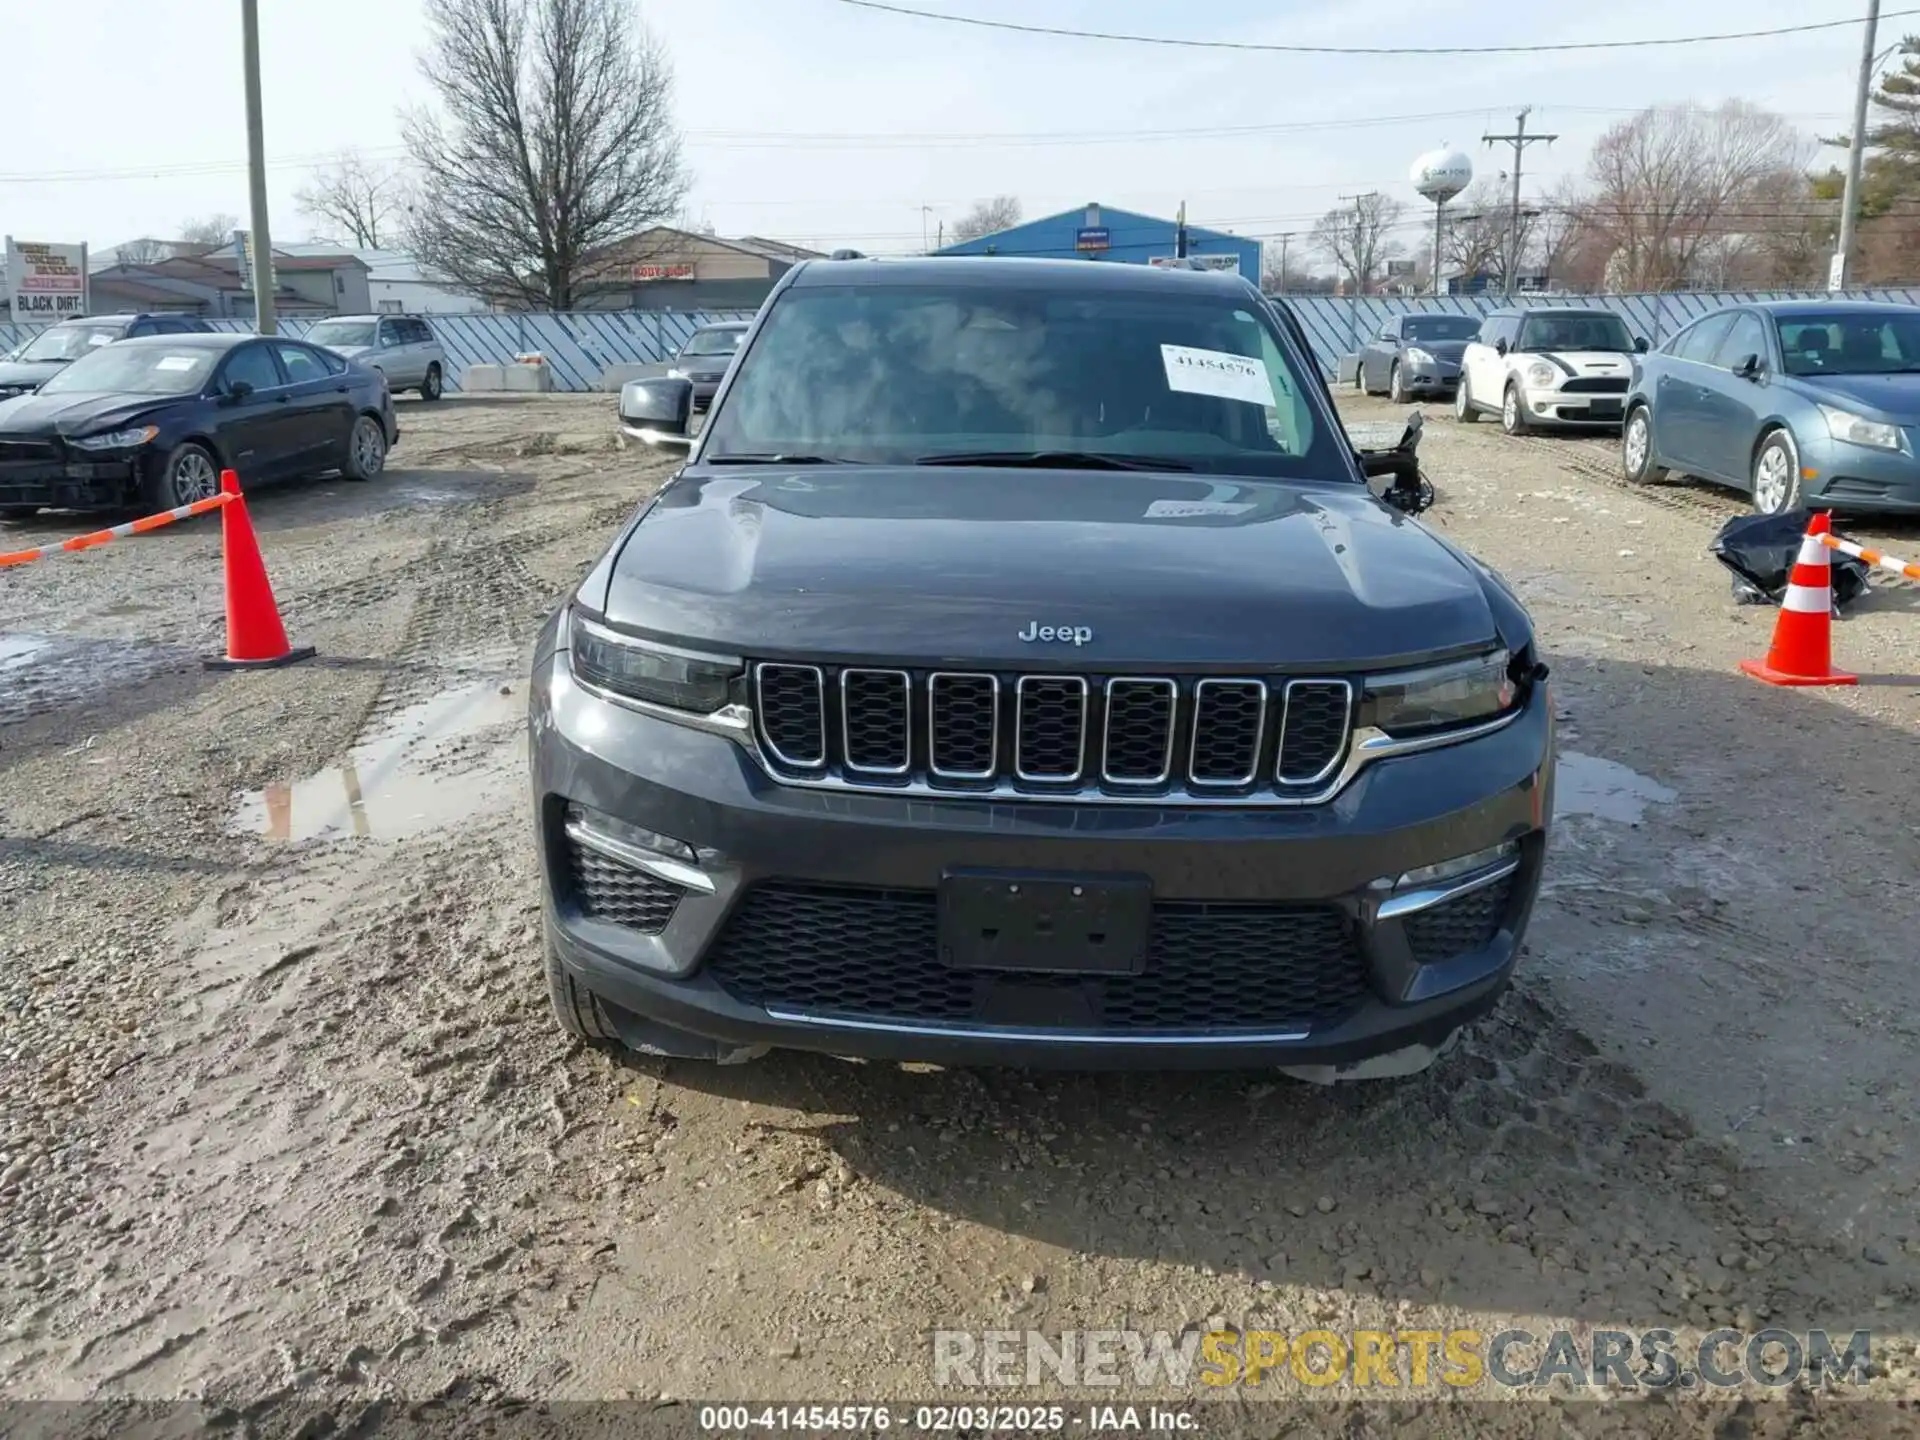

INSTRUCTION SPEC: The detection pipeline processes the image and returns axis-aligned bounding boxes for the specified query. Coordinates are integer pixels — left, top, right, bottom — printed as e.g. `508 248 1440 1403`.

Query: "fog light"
1393 841 1518 892
565 803 695 862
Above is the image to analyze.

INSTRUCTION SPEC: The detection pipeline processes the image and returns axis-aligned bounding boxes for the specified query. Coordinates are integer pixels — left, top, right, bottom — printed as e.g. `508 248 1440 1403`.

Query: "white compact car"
1455 308 1647 434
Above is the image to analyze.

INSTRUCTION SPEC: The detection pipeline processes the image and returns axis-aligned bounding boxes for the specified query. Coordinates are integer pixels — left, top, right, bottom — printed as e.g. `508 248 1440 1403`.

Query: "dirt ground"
1 391 1917 1435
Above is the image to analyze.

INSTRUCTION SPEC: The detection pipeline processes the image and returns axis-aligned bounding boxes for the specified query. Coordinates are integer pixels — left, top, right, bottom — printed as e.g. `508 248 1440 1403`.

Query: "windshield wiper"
915 449 1193 472
703 452 857 465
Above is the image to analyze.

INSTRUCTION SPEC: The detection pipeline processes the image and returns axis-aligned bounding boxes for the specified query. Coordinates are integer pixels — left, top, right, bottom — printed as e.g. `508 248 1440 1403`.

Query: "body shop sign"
7 238 89 320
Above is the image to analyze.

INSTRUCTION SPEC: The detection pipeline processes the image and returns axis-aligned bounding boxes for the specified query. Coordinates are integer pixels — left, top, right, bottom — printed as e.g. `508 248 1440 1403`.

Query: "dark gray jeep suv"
530 258 1554 1079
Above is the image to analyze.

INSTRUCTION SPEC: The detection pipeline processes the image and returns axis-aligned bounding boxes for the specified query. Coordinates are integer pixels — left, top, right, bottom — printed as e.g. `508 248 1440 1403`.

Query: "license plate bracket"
939 870 1152 975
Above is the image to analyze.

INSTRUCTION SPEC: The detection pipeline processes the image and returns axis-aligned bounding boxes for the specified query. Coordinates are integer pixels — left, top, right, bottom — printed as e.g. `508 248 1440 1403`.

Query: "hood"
1527 350 1634 379
0 390 178 438
325 344 373 360
1410 339 1470 363
596 468 1498 669
0 359 66 390
1793 371 1920 420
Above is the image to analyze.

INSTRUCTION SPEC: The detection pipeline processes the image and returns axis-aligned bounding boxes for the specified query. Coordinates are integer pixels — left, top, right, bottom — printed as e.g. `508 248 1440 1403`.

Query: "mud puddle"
1554 750 1677 824
230 678 522 842
0 633 54 672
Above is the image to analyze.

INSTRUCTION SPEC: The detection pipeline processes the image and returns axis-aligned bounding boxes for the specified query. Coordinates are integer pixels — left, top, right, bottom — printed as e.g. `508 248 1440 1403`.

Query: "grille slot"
1189 680 1266 786
755 664 826 768
1560 376 1629 394
1015 676 1088 782
1403 875 1513 966
1102 678 1177 784
1278 681 1353 785
928 672 999 779
748 665 1357 801
567 844 684 934
840 668 910 774
706 883 1368 1032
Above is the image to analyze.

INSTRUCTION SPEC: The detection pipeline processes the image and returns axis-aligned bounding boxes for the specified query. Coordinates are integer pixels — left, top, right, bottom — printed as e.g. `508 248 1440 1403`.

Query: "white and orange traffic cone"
1739 512 1857 688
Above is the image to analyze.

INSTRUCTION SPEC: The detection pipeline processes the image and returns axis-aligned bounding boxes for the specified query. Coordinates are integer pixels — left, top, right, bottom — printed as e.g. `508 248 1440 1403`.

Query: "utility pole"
1273 231 1295 292
1176 201 1189 259
1482 107 1556 295
240 0 276 335
1834 0 1883 291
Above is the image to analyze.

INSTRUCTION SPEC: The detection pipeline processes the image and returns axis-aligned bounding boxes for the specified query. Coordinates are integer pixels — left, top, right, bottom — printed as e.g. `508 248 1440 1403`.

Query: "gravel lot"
1 392 1916 1433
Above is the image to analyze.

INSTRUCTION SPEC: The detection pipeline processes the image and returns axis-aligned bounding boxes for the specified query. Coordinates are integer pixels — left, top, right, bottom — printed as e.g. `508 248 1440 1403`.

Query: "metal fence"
0 310 755 394
5 289 1918 392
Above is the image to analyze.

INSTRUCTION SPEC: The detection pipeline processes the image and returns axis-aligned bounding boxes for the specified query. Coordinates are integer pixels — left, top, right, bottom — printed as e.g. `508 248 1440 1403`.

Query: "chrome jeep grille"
752 663 1354 802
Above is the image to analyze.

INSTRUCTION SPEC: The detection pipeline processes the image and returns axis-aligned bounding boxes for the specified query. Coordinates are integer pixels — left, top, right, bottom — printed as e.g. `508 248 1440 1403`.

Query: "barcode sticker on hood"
1160 344 1275 407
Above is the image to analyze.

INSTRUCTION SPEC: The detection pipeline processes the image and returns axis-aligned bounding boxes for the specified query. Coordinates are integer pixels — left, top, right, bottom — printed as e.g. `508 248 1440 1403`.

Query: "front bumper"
530 639 1555 1069
1523 387 1626 427
1802 432 1920 514
0 458 141 510
1403 364 1461 393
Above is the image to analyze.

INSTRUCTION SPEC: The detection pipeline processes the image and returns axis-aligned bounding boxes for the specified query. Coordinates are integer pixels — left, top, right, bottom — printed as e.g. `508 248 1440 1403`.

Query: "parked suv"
534 258 1553 1080
305 314 446 400
1456 307 1646 434
0 313 214 399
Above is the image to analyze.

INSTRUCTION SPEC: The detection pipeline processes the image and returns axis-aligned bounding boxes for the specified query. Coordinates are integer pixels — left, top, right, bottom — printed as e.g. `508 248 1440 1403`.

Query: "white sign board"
6 237 88 321
1827 252 1846 293
1160 344 1276 407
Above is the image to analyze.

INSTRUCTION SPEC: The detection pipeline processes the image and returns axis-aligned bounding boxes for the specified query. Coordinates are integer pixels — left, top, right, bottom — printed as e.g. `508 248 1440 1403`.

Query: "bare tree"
1576 102 1815 291
179 213 240 248
297 151 408 248
951 196 1022 245
114 237 170 266
401 0 689 309
1439 180 1535 288
1310 193 1405 294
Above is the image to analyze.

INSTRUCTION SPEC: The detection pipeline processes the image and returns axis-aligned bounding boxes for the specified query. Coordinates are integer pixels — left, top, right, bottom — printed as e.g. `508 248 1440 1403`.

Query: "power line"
825 0 1917 56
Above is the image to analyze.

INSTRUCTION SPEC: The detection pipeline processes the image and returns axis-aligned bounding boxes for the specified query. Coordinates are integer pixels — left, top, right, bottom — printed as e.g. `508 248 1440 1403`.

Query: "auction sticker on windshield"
1161 344 1275 407
155 356 199 371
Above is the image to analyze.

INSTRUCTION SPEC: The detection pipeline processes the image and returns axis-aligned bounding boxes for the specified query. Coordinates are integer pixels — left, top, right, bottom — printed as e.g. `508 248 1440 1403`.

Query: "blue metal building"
935 203 1262 281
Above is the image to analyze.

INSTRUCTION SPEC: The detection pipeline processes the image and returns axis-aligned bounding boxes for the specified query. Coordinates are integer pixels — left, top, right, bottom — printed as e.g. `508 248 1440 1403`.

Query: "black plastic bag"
1710 510 1869 610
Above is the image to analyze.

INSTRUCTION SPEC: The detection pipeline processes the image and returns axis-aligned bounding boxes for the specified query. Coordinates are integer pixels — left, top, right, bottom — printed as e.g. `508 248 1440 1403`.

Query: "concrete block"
503 363 554 393
463 364 507 392
598 361 669 391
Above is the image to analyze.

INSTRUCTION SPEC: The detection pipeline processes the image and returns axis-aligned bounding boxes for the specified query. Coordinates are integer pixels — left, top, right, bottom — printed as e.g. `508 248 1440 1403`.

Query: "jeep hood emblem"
1020 621 1093 646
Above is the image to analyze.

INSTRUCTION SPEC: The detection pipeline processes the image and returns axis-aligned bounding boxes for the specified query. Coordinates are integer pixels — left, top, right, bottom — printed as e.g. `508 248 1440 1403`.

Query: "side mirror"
223 379 254 404
1735 352 1764 381
1396 409 1424 455
1494 337 1509 356
619 376 694 447
1357 412 1433 515
1634 336 1650 353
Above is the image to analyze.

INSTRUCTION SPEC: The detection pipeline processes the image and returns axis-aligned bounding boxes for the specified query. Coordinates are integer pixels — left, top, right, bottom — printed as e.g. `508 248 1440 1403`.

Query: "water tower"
1410 147 1474 297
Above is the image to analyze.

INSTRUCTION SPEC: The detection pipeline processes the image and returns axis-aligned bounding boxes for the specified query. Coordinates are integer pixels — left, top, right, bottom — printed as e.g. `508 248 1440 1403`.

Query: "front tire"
1352 363 1369 396
545 937 620 1043
149 441 222 511
420 364 443 401
1389 362 1408 405
0 506 38 521
1751 429 1803 515
1455 375 1479 423
1621 405 1668 483
1501 382 1530 436
343 415 388 482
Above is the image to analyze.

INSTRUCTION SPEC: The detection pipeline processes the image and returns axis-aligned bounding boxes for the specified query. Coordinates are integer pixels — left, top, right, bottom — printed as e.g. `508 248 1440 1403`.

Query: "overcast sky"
1 0 1873 262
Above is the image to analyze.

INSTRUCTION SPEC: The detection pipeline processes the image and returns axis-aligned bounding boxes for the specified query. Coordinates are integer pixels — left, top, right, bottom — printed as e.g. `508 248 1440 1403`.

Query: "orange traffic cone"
1739 511 1856 688
204 469 316 670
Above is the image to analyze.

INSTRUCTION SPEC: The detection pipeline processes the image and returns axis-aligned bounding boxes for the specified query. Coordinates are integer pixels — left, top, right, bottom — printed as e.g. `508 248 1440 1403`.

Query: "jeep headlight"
70 424 159 451
1819 404 1905 453
1526 362 1557 388
1405 347 1436 367
1360 650 1517 737
568 610 740 711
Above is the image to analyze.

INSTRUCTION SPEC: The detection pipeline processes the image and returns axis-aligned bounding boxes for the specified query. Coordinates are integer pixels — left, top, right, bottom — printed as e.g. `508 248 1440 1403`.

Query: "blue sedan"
1621 300 1920 515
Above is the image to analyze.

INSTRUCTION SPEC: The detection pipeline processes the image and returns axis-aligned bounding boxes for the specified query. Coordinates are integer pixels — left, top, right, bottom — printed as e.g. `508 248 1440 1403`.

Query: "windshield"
16 324 123 363
1402 315 1480 342
699 284 1336 478
306 321 377 348
681 327 746 357
1778 313 1920 376
38 345 214 396
1517 312 1635 353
